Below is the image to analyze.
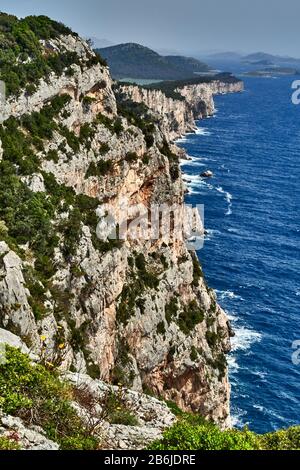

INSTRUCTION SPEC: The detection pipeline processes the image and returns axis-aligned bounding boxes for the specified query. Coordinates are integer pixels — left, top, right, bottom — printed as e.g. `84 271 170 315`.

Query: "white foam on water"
180 159 206 168
251 370 267 381
227 355 239 373
253 405 285 422
182 174 215 192
189 161 206 168
231 326 262 352
216 186 233 216
296 289 300 296
216 290 244 301
231 408 247 428
205 229 221 235
195 127 211 136
176 136 188 143
253 404 264 413
204 229 221 241
226 311 238 322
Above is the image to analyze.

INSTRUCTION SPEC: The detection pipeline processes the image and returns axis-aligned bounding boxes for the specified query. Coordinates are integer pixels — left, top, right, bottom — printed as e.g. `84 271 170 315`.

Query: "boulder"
200 170 214 178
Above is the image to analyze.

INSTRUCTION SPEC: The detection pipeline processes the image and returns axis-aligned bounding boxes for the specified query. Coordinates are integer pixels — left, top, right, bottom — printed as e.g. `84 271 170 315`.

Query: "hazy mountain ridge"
96 42 211 80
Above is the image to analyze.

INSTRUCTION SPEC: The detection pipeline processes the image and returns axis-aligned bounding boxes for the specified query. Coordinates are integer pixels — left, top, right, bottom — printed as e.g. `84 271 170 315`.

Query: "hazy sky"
1 0 300 56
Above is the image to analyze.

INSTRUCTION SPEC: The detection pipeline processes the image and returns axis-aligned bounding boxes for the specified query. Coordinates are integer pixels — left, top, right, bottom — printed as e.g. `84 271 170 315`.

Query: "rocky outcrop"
0 412 59 450
0 31 238 433
116 79 243 141
66 372 176 449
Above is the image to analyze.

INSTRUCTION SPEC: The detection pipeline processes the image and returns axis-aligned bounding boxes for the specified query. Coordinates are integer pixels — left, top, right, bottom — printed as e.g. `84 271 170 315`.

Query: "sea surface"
178 76 300 434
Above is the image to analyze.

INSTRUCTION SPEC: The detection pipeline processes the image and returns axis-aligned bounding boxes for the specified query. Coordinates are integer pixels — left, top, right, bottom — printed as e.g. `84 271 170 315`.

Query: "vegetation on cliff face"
144 73 242 100
116 98 156 148
0 13 105 96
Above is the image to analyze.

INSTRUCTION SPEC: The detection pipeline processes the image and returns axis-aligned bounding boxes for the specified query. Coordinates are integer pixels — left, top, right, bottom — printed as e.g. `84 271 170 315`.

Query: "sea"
178 76 300 434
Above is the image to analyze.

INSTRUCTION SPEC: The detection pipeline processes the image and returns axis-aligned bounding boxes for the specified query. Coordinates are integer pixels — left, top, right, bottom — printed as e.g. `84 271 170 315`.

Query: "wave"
296 290 300 296
231 407 247 428
216 290 244 302
253 405 286 422
204 229 221 240
231 326 262 352
180 160 206 168
195 127 212 136
176 136 188 143
182 173 215 192
251 370 267 381
226 311 239 322
227 355 239 373
216 186 233 216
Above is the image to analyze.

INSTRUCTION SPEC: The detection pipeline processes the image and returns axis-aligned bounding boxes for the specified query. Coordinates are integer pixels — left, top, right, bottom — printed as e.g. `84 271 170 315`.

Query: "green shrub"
148 410 300 451
21 15 74 40
0 14 81 97
99 143 110 155
85 159 113 178
142 153 150 165
160 141 178 162
125 151 138 163
0 347 99 450
135 253 159 289
206 331 219 349
109 409 139 426
178 300 204 335
82 95 96 107
0 436 20 450
191 253 203 287
157 321 166 336
261 427 300 450
190 346 199 362
165 297 179 325
116 99 155 148
46 149 59 163
96 113 123 135
149 421 261 450
116 284 140 325
79 123 96 145
106 393 139 426
59 126 80 153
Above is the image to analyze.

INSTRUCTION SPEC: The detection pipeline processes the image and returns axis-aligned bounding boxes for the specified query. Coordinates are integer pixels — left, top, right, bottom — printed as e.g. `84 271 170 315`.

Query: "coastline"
177 76 300 434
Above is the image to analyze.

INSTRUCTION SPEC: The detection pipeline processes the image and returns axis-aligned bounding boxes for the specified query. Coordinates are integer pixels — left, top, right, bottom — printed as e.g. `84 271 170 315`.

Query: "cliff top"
0 13 106 97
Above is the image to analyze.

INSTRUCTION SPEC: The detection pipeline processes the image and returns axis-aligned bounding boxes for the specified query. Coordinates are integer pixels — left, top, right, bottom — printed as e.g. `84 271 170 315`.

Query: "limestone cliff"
0 22 239 432
116 78 243 141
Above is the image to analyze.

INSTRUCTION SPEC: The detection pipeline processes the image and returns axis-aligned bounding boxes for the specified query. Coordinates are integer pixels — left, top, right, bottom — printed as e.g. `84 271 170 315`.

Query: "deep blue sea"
179 76 300 434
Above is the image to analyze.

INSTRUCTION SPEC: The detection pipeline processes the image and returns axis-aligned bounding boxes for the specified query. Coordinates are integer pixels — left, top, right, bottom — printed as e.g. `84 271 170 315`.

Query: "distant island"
243 67 300 77
96 42 211 80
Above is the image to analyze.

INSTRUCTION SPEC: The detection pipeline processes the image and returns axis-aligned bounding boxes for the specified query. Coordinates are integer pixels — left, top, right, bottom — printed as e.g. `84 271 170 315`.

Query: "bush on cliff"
0 436 21 450
0 346 99 450
148 413 300 450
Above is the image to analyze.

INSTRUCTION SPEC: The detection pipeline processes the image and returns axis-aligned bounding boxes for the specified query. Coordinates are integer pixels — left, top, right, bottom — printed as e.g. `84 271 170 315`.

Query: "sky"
1 0 300 57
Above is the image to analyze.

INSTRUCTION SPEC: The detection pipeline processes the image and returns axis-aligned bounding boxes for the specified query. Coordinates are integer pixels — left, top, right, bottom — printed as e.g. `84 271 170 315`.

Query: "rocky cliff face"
116 79 243 141
0 30 237 431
